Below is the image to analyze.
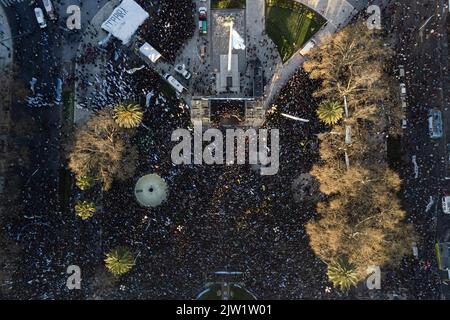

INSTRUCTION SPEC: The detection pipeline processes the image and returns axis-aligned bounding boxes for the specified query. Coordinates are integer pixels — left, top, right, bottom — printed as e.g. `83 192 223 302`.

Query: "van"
34 8 47 29
299 39 316 56
163 73 185 94
42 0 56 20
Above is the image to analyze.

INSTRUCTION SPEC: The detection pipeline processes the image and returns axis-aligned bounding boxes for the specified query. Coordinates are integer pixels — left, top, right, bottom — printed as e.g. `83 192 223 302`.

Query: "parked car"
299 39 316 56
398 65 405 78
401 97 407 109
401 116 407 129
443 191 450 214
400 83 407 97
199 7 207 20
174 64 192 80
34 8 47 29
42 0 56 20
200 45 206 59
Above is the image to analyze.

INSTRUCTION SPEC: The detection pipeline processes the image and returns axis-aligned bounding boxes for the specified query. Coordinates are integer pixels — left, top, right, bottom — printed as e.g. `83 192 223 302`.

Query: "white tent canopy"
139 42 162 63
101 0 149 45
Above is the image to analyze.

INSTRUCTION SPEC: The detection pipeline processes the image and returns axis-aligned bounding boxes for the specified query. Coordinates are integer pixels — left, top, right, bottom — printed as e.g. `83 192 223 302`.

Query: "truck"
42 0 57 20
199 20 207 35
163 73 185 94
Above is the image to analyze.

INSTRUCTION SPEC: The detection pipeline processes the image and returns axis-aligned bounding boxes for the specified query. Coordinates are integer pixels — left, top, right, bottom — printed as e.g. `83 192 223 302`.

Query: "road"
390 0 449 299
1 0 107 298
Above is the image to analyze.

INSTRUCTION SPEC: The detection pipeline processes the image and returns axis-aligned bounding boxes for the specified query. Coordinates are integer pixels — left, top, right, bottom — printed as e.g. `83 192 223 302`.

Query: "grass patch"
266 0 325 62
211 0 246 9
62 90 75 124
59 89 75 215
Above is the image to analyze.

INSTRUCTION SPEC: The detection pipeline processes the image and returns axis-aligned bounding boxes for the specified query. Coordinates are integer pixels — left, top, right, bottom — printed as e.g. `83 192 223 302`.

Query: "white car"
401 97 407 109
174 64 192 80
401 116 407 129
42 0 57 20
398 65 405 78
299 39 316 56
400 83 406 97
34 8 47 29
199 7 207 19
443 192 450 214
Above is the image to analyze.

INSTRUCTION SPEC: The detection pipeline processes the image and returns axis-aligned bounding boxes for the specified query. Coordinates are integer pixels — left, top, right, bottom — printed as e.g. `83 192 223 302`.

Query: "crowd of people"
3 0 445 300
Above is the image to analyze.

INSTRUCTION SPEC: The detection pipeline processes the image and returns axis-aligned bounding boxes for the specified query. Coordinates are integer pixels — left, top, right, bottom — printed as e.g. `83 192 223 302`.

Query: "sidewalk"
74 0 120 124
0 4 13 68
264 0 370 107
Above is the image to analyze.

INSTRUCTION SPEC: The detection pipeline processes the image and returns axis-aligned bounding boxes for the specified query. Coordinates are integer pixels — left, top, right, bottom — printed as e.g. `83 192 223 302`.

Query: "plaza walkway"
264 0 372 106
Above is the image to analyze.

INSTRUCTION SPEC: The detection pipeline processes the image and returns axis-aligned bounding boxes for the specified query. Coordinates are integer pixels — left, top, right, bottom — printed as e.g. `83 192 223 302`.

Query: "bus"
428 109 443 139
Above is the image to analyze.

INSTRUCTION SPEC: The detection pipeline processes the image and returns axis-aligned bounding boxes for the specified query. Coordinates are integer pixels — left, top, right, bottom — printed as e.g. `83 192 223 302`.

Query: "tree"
75 200 97 220
75 175 94 191
113 103 143 129
0 63 27 106
67 109 138 191
304 22 391 117
327 259 359 292
105 247 135 276
316 100 344 125
307 166 416 279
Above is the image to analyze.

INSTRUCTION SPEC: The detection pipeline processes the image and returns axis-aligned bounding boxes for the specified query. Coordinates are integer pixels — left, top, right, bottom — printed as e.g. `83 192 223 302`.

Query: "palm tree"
105 247 135 276
327 258 359 293
75 175 94 191
113 103 143 129
75 200 97 220
317 100 344 125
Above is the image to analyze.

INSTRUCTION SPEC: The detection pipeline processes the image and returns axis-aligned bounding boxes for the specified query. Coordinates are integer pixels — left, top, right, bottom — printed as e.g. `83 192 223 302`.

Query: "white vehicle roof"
139 42 161 63
299 39 316 56
443 194 450 213
42 0 53 11
164 74 184 93
34 7 44 17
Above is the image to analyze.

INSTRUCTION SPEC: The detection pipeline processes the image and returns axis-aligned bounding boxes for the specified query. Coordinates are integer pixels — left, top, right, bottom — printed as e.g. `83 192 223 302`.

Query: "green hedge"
212 0 246 9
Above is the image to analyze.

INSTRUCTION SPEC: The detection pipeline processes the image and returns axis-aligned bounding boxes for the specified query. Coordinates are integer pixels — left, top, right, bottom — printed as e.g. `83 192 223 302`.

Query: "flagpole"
228 19 233 73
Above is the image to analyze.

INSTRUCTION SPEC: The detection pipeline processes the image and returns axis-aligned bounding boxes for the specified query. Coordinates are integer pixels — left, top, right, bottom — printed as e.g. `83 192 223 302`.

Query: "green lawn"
266 0 325 62
59 90 76 215
211 0 246 9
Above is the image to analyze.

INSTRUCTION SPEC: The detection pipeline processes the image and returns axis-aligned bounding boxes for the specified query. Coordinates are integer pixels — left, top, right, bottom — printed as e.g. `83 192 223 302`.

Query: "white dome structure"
134 174 168 207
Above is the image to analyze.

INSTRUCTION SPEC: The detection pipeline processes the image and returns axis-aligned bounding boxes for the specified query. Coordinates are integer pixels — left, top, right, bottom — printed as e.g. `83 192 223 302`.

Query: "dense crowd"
138 0 196 63
2 0 445 300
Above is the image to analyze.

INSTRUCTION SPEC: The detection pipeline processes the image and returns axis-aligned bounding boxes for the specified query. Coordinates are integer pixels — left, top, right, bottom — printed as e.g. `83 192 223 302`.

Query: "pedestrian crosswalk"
0 0 26 8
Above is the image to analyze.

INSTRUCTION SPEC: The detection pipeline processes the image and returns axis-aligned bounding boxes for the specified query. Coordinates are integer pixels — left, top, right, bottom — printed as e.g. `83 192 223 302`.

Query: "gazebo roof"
134 174 168 207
